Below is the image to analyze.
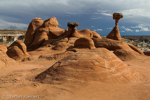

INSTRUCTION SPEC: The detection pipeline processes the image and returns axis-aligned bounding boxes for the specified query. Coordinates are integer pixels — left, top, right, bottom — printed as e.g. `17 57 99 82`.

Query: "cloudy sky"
0 0 150 36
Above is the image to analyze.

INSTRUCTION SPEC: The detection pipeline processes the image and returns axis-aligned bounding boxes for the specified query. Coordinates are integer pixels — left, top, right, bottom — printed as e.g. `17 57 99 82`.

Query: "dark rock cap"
67 22 79 27
113 13 123 19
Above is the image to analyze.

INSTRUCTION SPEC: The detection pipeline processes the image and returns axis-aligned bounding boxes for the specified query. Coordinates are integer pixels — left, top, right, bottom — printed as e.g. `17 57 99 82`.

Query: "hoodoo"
107 13 123 41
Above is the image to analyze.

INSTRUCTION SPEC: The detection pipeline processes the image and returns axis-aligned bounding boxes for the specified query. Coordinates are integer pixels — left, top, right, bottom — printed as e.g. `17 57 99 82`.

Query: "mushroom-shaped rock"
113 13 123 26
63 22 79 37
7 40 29 60
106 13 123 41
35 48 143 84
67 22 79 27
74 38 95 49
24 17 44 48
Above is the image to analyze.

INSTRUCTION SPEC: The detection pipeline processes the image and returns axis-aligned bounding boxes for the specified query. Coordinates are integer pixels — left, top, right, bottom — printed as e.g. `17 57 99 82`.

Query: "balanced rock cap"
113 13 123 19
67 22 79 27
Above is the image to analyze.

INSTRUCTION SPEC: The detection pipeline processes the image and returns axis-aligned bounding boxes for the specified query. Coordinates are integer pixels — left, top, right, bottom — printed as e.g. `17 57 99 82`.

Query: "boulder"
7 40 29 60
74 38 95 49
35 48 143 84
24 17 44 47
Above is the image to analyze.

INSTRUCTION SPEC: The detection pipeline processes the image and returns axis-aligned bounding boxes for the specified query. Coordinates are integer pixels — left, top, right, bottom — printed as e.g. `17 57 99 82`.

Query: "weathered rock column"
64 22 79 37
106 13 123 41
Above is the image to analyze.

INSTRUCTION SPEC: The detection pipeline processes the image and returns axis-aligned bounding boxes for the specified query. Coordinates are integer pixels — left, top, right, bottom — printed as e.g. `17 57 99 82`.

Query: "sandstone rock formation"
143 51 150 56
27 17 65 50
24 17 44 48
107 13 123 41
92 38 144 61
7 40 29 60
0 45 7 53
63 22 101 39
127 43 144 55
74 37 95 49
35 48 143 84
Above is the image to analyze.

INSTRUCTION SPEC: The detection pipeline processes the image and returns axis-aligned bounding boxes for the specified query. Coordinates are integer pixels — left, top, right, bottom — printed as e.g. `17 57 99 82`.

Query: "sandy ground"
0 48 150 100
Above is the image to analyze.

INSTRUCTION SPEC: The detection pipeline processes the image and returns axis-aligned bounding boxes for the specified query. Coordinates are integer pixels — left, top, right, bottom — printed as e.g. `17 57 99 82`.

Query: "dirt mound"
35 48 143 84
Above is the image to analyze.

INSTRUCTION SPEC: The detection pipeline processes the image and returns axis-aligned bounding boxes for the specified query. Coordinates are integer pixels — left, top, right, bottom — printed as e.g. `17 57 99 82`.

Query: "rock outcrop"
24 17 44 48
27 17 65 50
7 40 29 60
35 48 143 84
107 13 123 41
74 37 95 49
0 45 7 53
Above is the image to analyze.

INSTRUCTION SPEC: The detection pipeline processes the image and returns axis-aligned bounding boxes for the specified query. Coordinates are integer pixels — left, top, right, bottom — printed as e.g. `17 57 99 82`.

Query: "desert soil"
0 47 150 100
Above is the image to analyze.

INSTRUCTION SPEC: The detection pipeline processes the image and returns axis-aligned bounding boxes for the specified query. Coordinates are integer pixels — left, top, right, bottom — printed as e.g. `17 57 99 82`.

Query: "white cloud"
0 19 28 29
135 30 140 32
91 26 95 27
97 29 103 31
107 28 113 29
94 29 103 31
90 17 102 19
121 26 126 29
122 9 150 18
100 13 112 16
121 26 133 32
131 24 150 32
121 31 125 32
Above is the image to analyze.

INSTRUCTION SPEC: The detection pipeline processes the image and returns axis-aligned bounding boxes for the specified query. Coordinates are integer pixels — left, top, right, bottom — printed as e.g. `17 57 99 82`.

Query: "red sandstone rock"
93 38 131 50
43 17 59 27
74 37 95 49
28 17 65 50
24 17 44 47
114 49 141 61
107 13 123 41
35 48 143 84
92 38 144 58
106 26 122 41
92 31 102 39
0 45 7 53
63 22 96 39
7 40 29 60
127 43 144 55
144 51 150 56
